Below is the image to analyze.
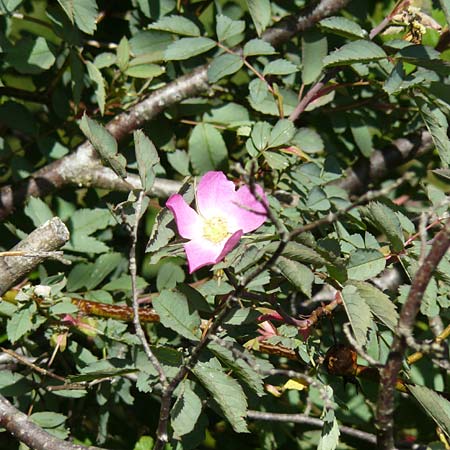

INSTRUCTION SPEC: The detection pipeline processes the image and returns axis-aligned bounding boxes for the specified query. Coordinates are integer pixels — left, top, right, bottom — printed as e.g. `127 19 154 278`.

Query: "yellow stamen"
203 216 230 244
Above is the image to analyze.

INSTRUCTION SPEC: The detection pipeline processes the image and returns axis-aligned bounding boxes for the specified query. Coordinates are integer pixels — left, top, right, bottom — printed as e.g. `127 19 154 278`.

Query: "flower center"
203 216 230 244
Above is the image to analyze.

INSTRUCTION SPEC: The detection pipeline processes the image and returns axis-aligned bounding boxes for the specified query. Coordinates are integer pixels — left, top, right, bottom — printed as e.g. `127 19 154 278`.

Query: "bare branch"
246 410 377 445
376 220 450 450
0 395 109 450
0 217 69 296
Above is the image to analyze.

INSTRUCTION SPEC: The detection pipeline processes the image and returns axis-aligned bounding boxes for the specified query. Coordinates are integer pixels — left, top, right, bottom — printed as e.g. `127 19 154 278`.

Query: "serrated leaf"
7 37 56 74
69 208 113 235
292 128 324 153
408 384 450 439
416 96 450 167
189 123 228 173
323 40 386 67
267 241 327 267
319 16 367 39
7 307 34 343
263 58 298 76
268 119 295 148
125 63 165 79
86 62 105 115
24 197 54 227
85 252 123 290
207 53 243 83
57 0 98 34
152 290 201 341
30 412 66 428
346 280 398 331
341 285 372 347
146 207 176 253
134 130 160 191
307 186 331 211
251 121 272 151
276 256 314 297
243 39 276 57
318 409 340 450
208 339 266 396
216 15 245 42
301 30 327 85
80 114 126 177
192 361 248 433
246 0 270 36
361 202 404 252
349 115 373 157
171 382 202 437
116 36 130 71
248 86 298 116
167 149 190 176
64 234 110 254
165 37 215 60
149 15 200 36
156 262 185 290
347 248 386 281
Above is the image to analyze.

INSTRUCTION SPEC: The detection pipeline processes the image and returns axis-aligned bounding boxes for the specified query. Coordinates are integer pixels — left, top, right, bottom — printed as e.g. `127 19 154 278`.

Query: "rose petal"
196 171 237 219
166 194 203 240
228 184 267 232
184 230 243 273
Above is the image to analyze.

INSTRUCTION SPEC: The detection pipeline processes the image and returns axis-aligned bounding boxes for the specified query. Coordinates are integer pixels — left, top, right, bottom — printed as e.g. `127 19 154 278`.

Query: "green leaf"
130 31 174 63
30 412 66 428
149 15 200 36
249 79 269 105
346 280 398 331
306 187 331 211
189 123 228 173
263 58 298 76
57 0 98 34
125 63 165 79
323 40 386 67
192 360 248 433
24 197 53 227
64 234 110 254
80 114 126 178
246 0 271 36
301 30 327 85
133 436 154 450
341 285 372 347
319 16 367 39
207 53 243 83
167 149 190 176
86 62 106 115
361 202 404 252
69 208 113 235
116 36 130 71
152 290 202 341
171 382 202 437
416 96 450 167
349 115 373 157
292 128 324 153
439 0 450 31
7 307 34 343
134 130 160 192
165 37 216 60
7 37 56 74
318 409 340 450
268 119 295 148
408 384 450 439
276 256 314 297
347 248 386 281
216 15 245 42
85 253 123 290
208 339 266 396
156 262 185 290
243 39 276 57
248 87 299 116
251 121 272 151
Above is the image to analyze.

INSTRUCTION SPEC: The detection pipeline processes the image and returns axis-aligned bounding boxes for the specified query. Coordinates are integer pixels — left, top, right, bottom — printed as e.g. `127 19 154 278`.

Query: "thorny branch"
376 220 450 450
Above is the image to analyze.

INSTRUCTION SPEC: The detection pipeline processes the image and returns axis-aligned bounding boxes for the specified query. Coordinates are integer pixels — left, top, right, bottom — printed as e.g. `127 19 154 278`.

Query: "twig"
246 410 378 445
129 191 168 389
0 218 70 296
376 220 450 450
343 323 383 368
0 395 108 450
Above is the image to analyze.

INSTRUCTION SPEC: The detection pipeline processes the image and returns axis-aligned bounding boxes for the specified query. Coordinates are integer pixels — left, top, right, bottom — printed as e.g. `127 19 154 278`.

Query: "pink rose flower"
166 171 267 273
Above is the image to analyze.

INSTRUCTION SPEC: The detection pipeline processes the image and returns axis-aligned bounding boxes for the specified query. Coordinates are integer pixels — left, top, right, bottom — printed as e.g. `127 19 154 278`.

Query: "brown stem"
376 220 450 450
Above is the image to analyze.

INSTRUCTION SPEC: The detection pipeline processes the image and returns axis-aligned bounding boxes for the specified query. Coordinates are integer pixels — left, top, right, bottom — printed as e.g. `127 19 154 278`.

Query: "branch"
246 410 377 445
0 217 69 296
0 395 109 450
336 129 433 195
0 0 351 222
376 220 450 450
